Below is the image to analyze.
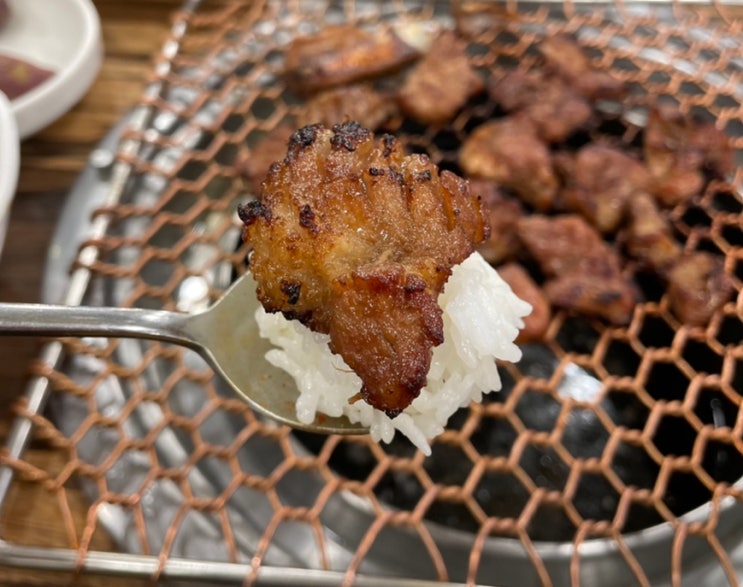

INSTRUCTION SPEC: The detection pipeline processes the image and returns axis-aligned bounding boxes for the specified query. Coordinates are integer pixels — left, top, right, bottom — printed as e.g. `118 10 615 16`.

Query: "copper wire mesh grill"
1 0 742 586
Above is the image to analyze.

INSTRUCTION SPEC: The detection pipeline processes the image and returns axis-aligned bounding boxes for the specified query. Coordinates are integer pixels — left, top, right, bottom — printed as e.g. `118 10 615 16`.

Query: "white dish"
0 0 103 138
0 90 19 259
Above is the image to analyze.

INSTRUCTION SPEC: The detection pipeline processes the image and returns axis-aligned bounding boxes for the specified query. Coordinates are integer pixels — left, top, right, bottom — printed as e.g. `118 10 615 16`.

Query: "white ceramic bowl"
0 90 19 259
0 0 103 138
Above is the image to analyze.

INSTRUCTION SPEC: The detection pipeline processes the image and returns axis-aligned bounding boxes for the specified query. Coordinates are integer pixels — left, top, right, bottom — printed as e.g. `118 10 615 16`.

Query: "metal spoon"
0 273 367 435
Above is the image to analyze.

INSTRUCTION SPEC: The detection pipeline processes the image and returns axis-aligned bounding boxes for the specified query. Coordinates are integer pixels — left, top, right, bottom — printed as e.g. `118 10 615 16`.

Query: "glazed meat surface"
284 24 422 94
459 116 558 210
470 179 523 264
644 105 735 206
559 144 652 233
297 83 398 130
239 122 488 416
517 215 636 324
488 70 592 143
397 31 483 125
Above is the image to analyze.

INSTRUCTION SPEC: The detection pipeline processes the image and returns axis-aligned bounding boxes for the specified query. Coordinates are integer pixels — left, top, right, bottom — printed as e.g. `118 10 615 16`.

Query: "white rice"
255 251 532 455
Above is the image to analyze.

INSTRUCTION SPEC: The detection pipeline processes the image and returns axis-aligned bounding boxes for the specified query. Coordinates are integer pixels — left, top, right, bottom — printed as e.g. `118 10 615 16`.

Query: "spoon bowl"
0 273 368 435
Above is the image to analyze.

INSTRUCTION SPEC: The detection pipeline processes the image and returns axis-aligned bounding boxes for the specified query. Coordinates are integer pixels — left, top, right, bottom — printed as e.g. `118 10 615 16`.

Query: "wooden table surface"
0 1 181 584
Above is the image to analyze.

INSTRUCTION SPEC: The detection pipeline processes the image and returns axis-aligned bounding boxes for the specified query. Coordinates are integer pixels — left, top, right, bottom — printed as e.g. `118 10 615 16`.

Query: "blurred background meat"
297 83 398 129
625 191 682 271
517 215 637 324
284 23 425 94
666 253 736 326
470 179 523 264
558 144 652 233
644 104 735 206
497 263 551 342
543 271 637 326
240 125 294 195
488 70 592 142
517 214 621 277
248 23 736 341
459 116 558 210
396 31 483 125
538 35 628 100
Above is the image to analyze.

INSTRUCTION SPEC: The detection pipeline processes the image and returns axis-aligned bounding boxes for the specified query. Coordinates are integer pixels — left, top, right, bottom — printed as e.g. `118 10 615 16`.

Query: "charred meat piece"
470 179 523 264
625 191 682 272
297 83 398 130
517 215 636 324
498 263 551 342
559 144 652 233
240 122 488 416
488 70 592 143
397 31 484 125
284 24 426 94
240 126 295 194
0 55 54 100
666 252 735 326
538 35 627 100
459 116 558 211
644 105 735 206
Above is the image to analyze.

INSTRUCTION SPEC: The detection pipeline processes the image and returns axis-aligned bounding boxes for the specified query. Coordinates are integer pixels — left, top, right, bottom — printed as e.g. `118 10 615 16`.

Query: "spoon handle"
0 303 198 349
